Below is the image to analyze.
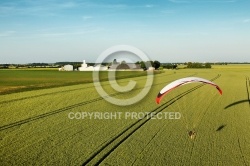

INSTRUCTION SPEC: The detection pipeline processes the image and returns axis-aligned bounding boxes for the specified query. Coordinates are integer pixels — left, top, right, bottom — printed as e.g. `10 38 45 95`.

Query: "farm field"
0 66 250 165
0 70 153 95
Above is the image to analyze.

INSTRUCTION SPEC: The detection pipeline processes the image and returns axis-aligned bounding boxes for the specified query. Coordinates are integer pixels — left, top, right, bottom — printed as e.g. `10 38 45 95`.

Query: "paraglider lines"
82 74 221 165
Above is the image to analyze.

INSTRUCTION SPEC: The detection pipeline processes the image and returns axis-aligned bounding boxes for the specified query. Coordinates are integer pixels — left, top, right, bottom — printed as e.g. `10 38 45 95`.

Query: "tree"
153 60 161 69
172 64 177 69
159 66 163 70
140 61 146 70
187 62 211 68
187 62 193 68
204 63 211 68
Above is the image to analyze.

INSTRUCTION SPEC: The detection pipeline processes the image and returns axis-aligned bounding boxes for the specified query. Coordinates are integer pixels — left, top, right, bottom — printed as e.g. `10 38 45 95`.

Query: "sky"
0 0 250 63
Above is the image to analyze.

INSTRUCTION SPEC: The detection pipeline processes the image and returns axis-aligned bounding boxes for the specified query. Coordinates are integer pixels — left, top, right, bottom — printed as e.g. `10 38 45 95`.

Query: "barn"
63 65 73 71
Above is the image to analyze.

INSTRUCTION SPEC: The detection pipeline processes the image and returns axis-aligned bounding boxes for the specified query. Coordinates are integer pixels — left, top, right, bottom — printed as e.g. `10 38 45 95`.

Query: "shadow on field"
225 77 250 109
216 124 226 131
224 99 250 109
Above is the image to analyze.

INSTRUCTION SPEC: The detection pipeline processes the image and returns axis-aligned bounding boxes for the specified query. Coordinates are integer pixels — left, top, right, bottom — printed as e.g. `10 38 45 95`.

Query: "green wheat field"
1 65 250 165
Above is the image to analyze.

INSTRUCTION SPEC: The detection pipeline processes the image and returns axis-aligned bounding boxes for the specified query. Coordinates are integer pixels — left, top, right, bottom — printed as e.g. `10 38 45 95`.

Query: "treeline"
0 63 58 69
161 63 178 69
186 62 211 68
135 60 161 70
135 61 180 70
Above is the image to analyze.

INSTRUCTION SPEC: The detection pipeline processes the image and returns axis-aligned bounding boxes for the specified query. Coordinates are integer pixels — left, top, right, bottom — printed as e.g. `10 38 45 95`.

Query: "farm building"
78 60 94 71
109 63 142 71
59 65 73 71
78 60 88 71
78 60 108 71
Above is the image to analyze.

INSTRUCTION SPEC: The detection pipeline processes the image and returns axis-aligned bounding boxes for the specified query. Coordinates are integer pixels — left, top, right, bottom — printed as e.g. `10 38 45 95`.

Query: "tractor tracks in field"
81 74 221 166
0 76 142 105
234 110 248 166
233 76 249 166
246 76 250 106
0 87 85 105
0 73 197 132
237 137 247 166
0 94 115 131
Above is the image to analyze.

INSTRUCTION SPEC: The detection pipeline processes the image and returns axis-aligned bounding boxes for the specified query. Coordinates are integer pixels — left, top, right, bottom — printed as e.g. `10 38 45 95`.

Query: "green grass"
0 68 250 165
0 69 161 95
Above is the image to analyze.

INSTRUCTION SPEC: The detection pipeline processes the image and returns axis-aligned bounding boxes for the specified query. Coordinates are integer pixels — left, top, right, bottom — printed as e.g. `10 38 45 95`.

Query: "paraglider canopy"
156 77 222 104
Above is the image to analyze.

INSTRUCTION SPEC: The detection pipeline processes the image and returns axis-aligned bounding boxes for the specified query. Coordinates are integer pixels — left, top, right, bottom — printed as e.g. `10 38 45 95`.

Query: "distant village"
0 59 165 70
59 59 156 71
1 60 246 70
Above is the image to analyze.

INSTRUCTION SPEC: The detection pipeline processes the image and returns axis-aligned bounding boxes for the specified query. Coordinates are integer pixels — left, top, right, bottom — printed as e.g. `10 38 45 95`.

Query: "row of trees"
0 63 58 69
186 62 211 68
135 60 161 70
112 59 179 70
161 63 178 69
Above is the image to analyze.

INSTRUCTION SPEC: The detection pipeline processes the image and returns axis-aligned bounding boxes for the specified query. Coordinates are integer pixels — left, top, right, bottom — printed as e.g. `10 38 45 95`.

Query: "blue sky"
0 0 250 63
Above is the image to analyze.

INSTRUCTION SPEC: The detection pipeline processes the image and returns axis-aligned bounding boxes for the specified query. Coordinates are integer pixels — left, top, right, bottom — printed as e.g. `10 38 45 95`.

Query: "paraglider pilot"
188 131 196 139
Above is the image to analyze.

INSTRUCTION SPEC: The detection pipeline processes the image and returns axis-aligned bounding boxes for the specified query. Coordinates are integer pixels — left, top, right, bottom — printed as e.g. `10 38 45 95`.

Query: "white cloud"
37 28 102 37
243 19 250 23
144 4 154 8
82 16 93 20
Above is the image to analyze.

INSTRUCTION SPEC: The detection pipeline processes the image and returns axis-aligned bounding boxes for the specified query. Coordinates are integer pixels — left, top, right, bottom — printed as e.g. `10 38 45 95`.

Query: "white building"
78 60 89 71
78 60 108 71
78 60 95 71
64 65 73 71
61 64 73 71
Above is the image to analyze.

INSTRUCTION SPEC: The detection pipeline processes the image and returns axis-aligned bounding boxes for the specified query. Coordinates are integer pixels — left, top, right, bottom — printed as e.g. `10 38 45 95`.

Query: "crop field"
1 66 250 165
0 70 152 95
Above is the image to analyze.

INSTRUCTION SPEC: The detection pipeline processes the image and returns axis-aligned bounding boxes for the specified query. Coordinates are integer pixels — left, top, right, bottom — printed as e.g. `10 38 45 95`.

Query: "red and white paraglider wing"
156 77 222 104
